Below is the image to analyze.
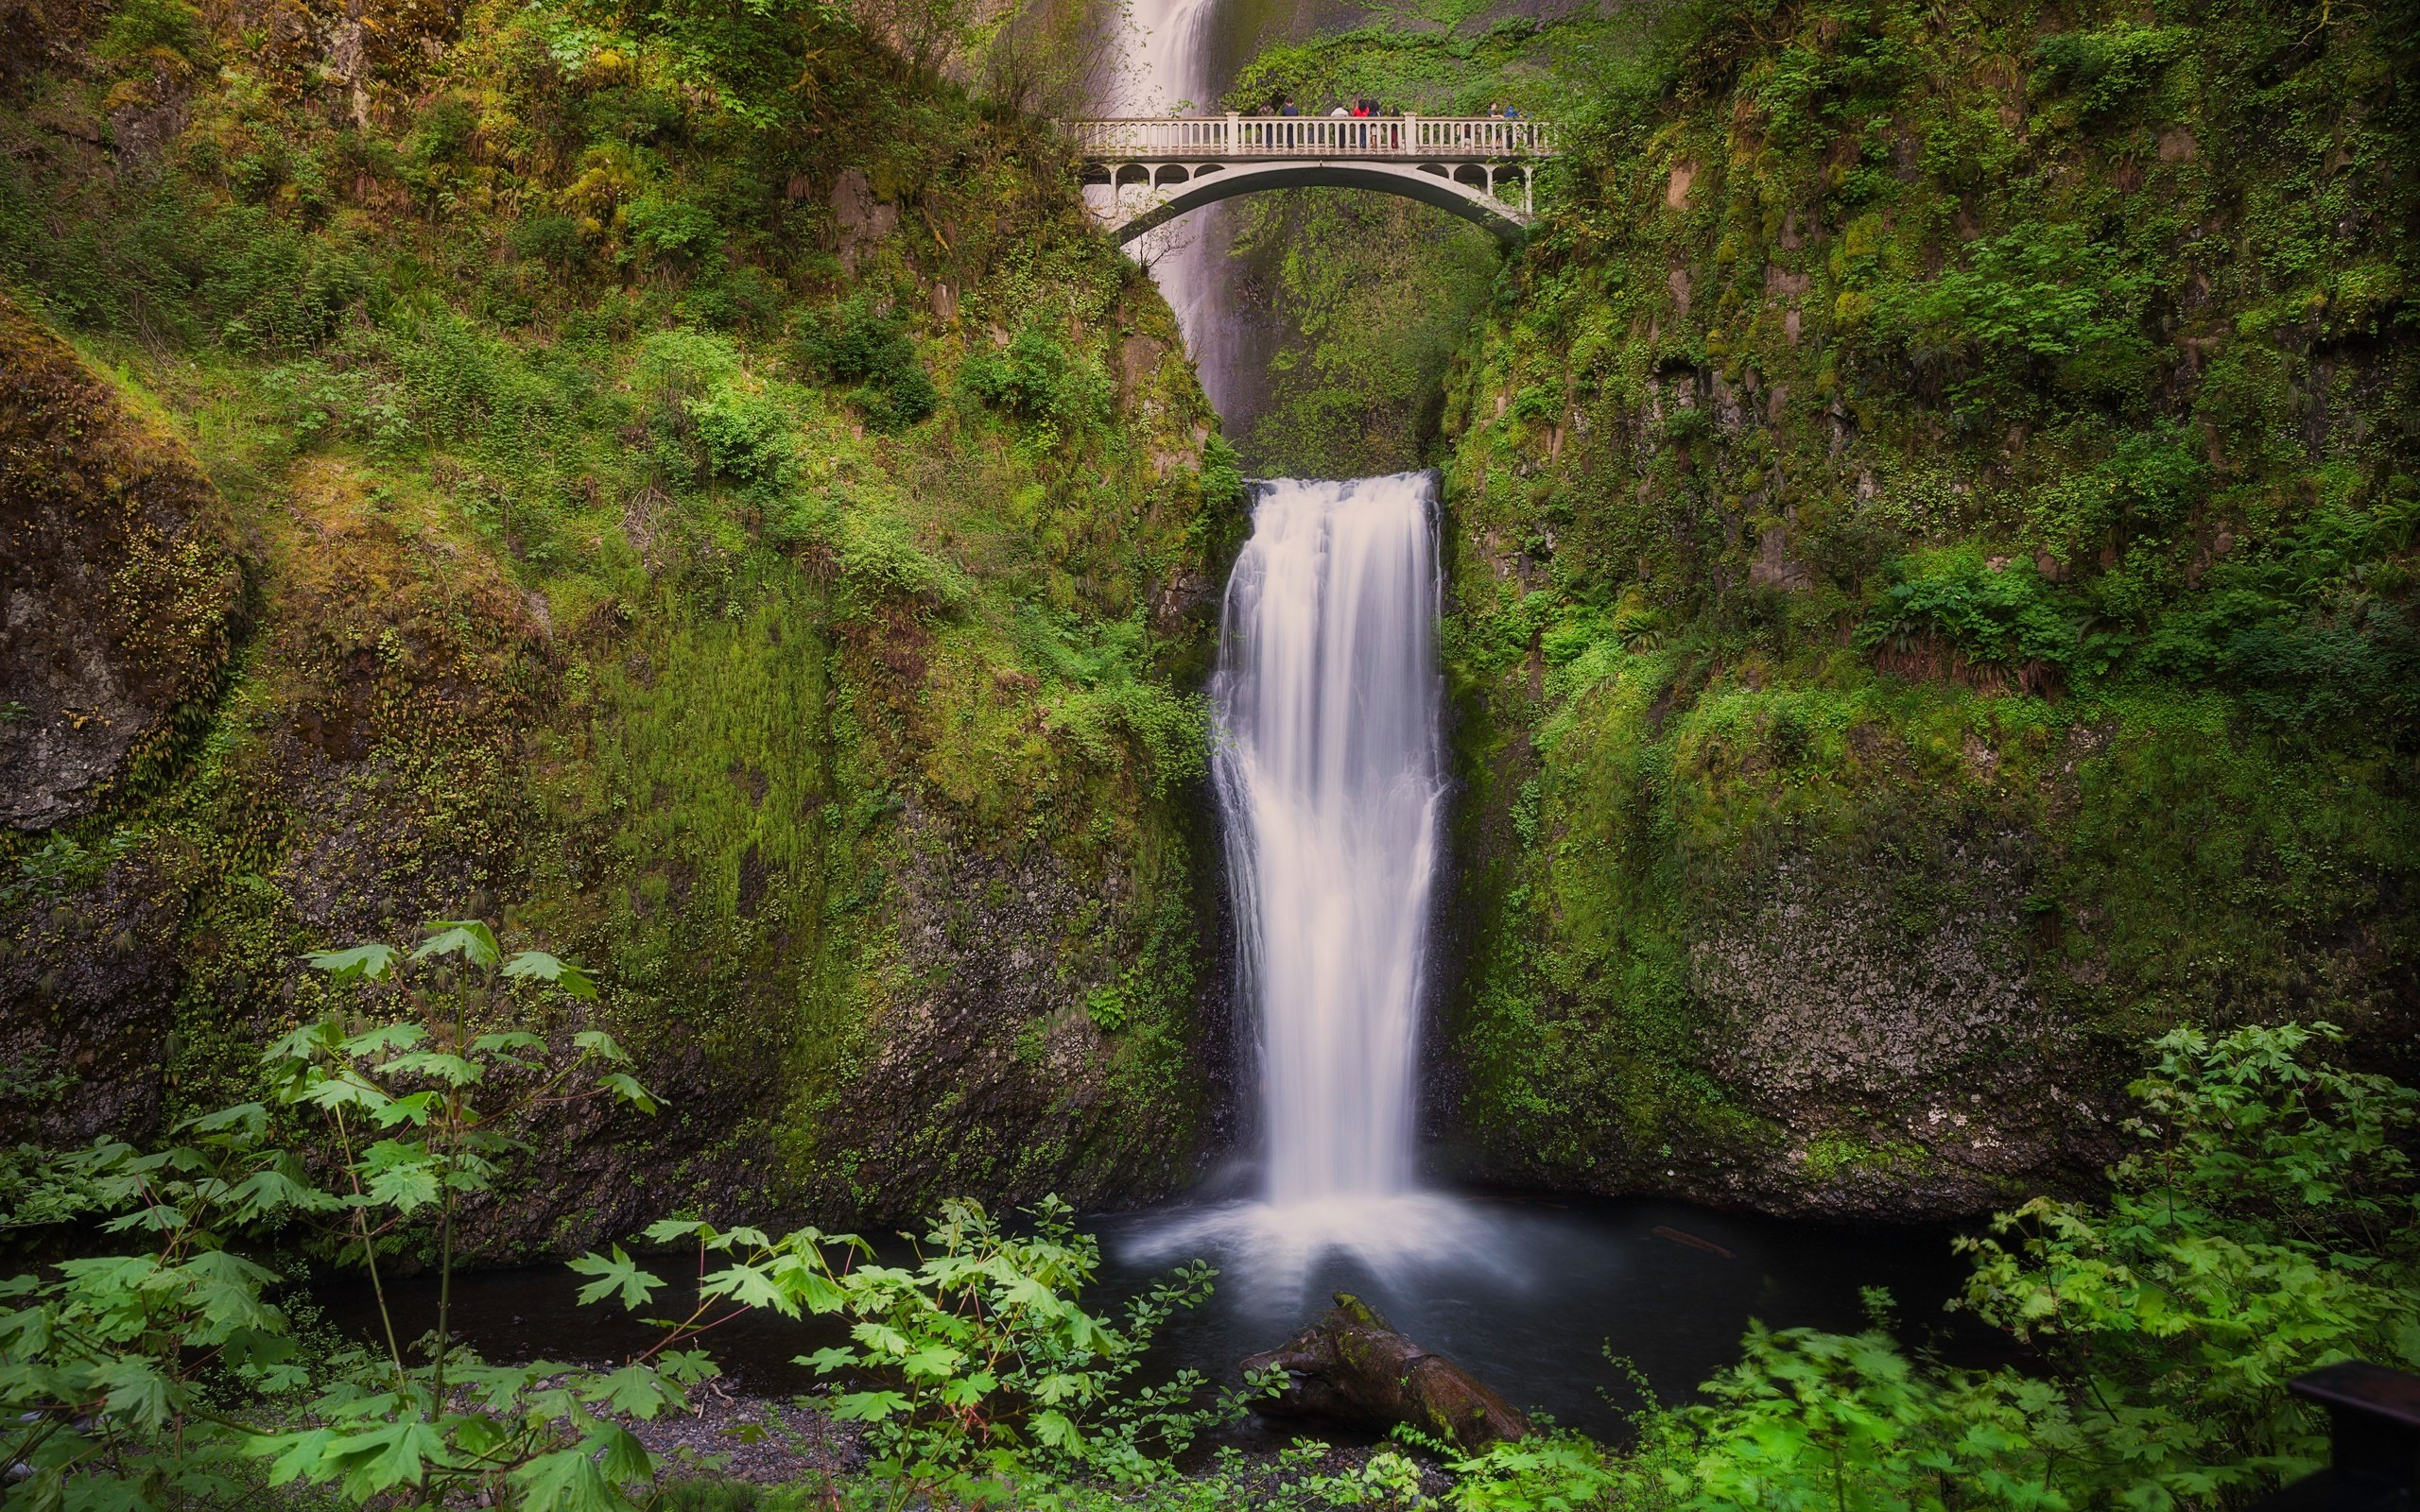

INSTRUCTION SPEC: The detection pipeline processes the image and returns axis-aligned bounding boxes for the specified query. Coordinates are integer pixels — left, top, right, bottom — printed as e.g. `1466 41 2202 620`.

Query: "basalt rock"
0 293 240 831
1241 1292 1530 1452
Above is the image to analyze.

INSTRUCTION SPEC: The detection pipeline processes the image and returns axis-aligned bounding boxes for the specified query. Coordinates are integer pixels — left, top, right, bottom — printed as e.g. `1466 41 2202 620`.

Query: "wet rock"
0 294 240 831
1242 1293 1530 1452
0 851 189 1146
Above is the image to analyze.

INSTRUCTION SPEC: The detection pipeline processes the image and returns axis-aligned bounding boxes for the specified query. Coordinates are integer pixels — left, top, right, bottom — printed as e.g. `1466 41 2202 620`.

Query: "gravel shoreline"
626 1383 868 1485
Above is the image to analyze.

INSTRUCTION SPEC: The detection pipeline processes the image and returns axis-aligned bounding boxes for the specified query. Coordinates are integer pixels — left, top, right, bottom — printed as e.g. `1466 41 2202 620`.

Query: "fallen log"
1240 1292 1530 1452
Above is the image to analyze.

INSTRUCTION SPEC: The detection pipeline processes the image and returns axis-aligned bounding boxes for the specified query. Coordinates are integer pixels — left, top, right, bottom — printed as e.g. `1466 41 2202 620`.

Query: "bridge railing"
1070 115 1555 161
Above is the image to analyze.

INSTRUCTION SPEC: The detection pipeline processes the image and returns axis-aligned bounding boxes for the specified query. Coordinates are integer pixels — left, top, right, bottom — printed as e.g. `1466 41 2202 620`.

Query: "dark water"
314 1189 1986 1439
1094 1190 1993 1436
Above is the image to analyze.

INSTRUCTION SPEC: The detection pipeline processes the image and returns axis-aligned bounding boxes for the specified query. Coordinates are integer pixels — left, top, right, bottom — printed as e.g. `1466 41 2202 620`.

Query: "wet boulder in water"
1240 1292 1530 1452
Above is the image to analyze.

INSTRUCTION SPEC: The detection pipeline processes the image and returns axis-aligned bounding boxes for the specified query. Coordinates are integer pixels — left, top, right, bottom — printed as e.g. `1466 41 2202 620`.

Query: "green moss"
1798 1134 1936 1184
1429 0 2417 1212
0 0 1244 1245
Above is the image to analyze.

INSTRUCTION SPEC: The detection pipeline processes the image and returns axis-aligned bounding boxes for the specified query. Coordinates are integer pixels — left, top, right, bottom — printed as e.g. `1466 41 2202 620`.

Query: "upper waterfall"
1112 0 1244 417
1211 473 1447 1206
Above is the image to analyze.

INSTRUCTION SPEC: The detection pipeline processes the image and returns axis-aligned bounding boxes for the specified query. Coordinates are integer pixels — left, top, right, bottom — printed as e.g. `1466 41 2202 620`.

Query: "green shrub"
0 924 677 1512
797 294 936 431
510 214 585 269
1858 548 2123 683
780 1196 1270 1498
685 385 791 482
1876 222 2151 415
1197 434 1248 514
198 205 364 353
1085 985 1129 1032
408 98 479 171
627 195 722 262
2030 23 2188 120
2027 423 2209 574
2135 588 2420 727
959 326 1110 444
95 0 207 65
1634 1022 2420 1509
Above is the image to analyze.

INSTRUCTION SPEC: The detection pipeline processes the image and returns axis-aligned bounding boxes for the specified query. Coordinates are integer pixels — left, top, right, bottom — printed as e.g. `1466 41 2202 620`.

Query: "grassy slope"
0 0 1246 1254
1433 0 2420 1214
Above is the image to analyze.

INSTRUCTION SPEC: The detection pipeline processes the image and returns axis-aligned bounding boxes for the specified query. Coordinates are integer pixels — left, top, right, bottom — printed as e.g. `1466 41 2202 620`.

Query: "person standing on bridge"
1350 96 1370 148
1279 95 1298 149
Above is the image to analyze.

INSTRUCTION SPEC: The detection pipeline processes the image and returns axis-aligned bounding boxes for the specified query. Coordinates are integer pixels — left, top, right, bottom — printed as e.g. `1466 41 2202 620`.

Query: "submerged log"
1239 1292 1530 1452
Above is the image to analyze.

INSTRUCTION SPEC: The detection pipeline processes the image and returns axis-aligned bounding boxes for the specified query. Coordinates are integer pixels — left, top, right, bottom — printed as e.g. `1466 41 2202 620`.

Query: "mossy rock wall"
1433 0 2420 1215
0 296 241 832
0 0 1245 1255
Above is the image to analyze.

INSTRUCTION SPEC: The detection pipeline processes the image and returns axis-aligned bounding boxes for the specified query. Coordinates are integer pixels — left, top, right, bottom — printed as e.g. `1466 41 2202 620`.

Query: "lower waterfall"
1211 472 1447 1208
1125 471 1491 1289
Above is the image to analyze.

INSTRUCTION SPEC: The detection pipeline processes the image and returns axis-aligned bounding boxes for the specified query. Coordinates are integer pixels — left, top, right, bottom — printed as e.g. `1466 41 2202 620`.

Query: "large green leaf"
503 951 598 1000
598 1073 658 1114
584 1366 676 1420
567 1247 665 1312
413 921 502 971
830 1390 909 1422
595 1424 652 1481
510 1447 617 1512
331 1417 448 1497
305 944 398 982
255 1428 337 1486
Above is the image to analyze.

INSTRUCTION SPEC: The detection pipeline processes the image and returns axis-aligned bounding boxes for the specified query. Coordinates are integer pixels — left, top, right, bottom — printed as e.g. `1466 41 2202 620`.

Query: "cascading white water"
1212 473 1447 1208
1106 9 1502 1288
1124 472 1489 1290
1111 0 1240 411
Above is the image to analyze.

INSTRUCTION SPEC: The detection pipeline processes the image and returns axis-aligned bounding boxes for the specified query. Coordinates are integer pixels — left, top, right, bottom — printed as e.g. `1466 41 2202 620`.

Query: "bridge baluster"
1071 113 1554 243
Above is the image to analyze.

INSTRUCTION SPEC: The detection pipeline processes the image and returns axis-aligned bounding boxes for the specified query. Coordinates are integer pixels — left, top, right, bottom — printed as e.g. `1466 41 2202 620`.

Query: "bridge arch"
1092 160 1533 247
1071 115 1555 251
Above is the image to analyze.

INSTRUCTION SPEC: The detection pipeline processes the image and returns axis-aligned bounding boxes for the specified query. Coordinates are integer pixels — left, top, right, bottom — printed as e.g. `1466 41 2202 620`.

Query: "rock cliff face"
0 5 1244 1255
1429 0 2420 1216
0 298 242 1144
0 300 240 832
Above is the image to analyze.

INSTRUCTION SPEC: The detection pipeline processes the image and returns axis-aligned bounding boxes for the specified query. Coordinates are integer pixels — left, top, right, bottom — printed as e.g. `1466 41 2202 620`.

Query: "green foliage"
1857 548 2123 685
2030 23 2188 121
798 295 938 432
1634 1022 2420 1510
1876 222 2152 416
1230 188 1499 476
626 196 722 264
1084 985 1129 1033
772 1196 1271 1502
3 828 146 906
1 923 674 1512
1431 0 2418 1226
685 385 792 483
1 0 1234 1311
1197 435 1248 515
1630 1300 2064 1511
95 0 206 66
959 327 1111 450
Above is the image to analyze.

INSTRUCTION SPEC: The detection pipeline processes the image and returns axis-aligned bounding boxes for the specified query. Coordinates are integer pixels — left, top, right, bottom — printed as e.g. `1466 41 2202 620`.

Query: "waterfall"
1212 473 1446 1207
1103 9 1494 1284
1113 0 1242 414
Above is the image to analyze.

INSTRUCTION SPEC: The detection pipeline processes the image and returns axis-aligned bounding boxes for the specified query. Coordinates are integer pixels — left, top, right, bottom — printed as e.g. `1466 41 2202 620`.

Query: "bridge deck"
1071 115 1555 163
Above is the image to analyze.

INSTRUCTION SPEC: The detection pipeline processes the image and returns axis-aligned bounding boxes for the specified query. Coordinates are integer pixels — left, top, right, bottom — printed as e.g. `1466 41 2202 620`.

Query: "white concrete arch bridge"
1070 115 1558 248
